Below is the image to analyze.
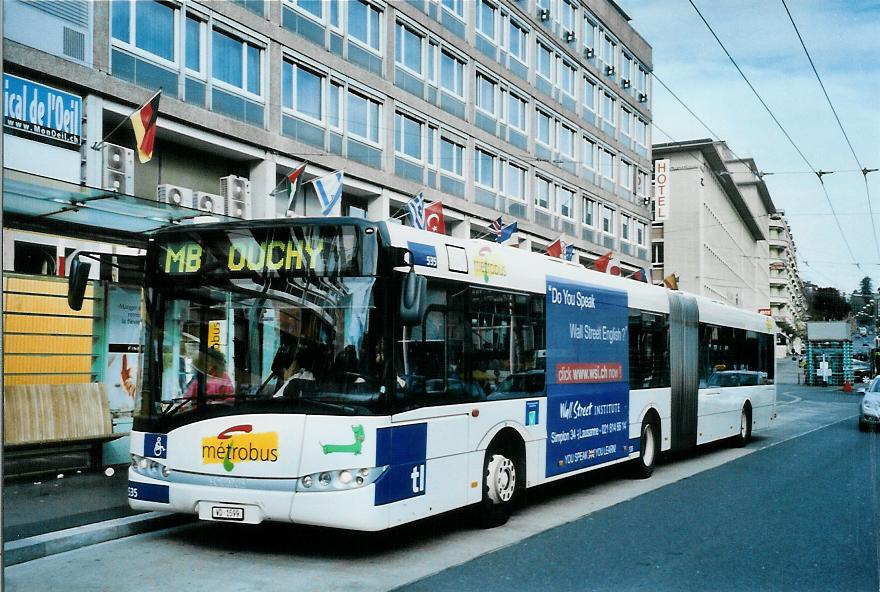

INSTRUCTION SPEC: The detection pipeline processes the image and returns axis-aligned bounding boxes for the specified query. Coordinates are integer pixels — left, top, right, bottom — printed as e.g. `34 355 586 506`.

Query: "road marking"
777 392 802 405
757 414 858 451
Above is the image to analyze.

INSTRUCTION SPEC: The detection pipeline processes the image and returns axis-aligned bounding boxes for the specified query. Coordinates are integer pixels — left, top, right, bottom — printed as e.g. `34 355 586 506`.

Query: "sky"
617 0 880 293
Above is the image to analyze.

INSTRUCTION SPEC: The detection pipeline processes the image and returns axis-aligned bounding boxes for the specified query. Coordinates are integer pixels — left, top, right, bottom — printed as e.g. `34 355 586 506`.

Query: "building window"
328 80 342 129
558 186 574 219
583 17 596 54
559 125 575 160
652 242 664 264
601 35 616 70
621 213 631 242
636 169 649 199
212 29 262 96
396 23 423 75
347 90 381 144
536 42 552 81
536 110 552 147
583 76 596 113
601 91 615 126
476 73 497 115
508 92 528 133
508 20 528 64
112 0 176 64
475 147 496 189
293 0 324 21
583 197 596 227
283 62 323 121
349 0 381 52
185 15 205 74
620 108 632 138
396 112 423 161
560 60 576 99
582 136 596 170
441 0 464 19
507 162 526 202
602 205 615 235
637 221 647 247
620 160 633 191
441 50 465 97
600 148 614 181
441 136 464 176
535 176 551 210
560 0 576 32
621 53 633 86
476 0 496 42
636 118 647 147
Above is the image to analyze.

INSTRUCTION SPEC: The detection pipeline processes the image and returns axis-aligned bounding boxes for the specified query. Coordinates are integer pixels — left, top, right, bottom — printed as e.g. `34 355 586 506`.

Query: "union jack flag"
488 216 504 236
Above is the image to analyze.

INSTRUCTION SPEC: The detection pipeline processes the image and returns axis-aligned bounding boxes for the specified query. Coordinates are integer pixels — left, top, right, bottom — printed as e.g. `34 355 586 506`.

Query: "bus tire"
477 444 521 528
733 404 752 447
632 416 658 479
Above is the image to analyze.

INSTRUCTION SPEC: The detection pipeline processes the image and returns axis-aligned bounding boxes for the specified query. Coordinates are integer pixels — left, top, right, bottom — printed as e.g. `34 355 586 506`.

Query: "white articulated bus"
103 218 775 530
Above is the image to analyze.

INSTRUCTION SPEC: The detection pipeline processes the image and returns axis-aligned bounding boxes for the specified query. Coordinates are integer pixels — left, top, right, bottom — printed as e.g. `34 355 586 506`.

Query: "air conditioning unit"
156 184 194 207
621 78 631 89
564 30 575 42
220 175 252 219
638 92 649 103
583 47 595 59
193 191 224 215
539 8 550 21
102 143 134 194
605 65 615 76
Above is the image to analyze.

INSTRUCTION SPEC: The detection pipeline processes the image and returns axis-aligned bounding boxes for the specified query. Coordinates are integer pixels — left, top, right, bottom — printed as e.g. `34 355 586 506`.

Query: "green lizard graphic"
320 424 365 455
223 442 235 472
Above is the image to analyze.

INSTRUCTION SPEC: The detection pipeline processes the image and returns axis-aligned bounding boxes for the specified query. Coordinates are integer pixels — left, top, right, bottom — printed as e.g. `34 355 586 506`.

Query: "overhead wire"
779 0 880 262
687 0 860 269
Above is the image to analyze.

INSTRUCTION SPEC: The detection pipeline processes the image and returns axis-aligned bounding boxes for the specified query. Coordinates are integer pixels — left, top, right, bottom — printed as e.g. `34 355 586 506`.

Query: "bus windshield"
136 223 388 428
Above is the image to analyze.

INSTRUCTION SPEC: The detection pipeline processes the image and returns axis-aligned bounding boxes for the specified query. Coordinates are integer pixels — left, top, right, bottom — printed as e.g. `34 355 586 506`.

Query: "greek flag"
313 171 344 217
407 192 426 230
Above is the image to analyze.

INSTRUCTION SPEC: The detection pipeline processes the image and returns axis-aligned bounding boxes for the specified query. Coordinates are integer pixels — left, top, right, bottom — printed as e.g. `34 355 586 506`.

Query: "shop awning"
3 169 237 247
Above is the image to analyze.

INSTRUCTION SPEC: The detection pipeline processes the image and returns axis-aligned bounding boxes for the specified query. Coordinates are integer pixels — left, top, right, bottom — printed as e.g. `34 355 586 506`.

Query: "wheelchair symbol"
153 436 166 457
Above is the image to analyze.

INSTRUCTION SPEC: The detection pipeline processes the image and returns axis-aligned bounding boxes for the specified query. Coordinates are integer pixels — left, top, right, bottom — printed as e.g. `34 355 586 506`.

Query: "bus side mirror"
68 256 92 311
400 268 427 326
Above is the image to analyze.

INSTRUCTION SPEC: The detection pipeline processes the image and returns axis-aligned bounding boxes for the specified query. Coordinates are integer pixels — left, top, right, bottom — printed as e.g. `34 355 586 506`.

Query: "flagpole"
91 88 162 151
391 200 436 221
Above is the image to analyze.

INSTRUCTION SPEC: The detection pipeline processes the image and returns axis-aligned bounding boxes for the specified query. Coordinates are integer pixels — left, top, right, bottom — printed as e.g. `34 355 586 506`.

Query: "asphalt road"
400 400 880 592
4 385 876 592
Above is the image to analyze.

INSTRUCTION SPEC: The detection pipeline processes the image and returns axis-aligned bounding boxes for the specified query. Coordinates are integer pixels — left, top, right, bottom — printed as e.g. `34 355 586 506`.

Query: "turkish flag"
425 201 446 234
546 237 563 258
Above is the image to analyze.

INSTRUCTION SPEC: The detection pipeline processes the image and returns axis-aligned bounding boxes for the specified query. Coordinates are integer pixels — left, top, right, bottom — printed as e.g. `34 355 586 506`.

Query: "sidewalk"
2 464 192 566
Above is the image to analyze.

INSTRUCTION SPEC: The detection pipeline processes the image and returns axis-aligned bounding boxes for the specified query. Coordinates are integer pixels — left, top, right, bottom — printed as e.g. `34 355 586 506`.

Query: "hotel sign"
3 73 82 148
653 159 670 221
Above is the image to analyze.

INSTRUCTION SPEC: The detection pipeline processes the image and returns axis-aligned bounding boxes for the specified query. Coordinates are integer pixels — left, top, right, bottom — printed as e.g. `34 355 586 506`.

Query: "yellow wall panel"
4 355 93 374
3 294 93 316
4 374 91 386
3 315 93 335
3 276 94 298
5 335 93 355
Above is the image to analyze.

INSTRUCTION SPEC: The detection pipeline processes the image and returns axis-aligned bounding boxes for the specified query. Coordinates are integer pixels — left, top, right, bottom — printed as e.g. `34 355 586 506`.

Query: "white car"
858 377 880 432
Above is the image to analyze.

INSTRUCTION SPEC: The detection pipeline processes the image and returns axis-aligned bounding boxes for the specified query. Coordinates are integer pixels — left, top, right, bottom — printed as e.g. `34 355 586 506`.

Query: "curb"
3 512 194 566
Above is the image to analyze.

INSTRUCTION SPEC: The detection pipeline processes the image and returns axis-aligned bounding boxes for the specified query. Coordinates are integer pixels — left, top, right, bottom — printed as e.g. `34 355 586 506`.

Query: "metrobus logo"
473 246 507 282
201 424 279 472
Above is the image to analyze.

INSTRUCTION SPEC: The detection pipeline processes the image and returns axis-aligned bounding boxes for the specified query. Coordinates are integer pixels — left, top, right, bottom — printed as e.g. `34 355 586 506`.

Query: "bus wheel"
478 446 519 527
632 417 658 479
733 405 752 447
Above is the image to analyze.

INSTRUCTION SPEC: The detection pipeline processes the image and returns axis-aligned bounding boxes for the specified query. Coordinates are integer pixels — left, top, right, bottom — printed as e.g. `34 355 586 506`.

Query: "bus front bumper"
128 468 389 531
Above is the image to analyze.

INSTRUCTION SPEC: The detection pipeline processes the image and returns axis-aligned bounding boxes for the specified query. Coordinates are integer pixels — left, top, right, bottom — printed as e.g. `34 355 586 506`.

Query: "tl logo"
410 464 426 494
201 424 279 472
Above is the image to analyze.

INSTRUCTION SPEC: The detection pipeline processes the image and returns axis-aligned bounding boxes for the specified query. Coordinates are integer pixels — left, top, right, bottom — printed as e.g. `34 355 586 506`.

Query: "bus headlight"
130 454 171 481
296 466 387 492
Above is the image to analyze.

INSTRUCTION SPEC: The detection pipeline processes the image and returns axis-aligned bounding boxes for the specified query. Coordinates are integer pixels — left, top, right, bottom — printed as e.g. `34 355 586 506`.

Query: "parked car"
852 360 872 383
858 377 880 431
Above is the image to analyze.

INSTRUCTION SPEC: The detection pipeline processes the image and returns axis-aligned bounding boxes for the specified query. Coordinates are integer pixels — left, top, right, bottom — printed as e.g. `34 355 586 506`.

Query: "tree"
860 276 874 295
808 287 851 321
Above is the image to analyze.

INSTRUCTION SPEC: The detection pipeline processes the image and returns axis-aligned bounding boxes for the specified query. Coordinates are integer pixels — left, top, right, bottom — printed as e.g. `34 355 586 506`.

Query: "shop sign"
3 73 82 148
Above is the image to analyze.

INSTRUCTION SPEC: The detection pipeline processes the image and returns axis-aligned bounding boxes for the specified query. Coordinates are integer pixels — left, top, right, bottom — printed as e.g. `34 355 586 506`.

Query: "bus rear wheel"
477 445 520 527
733 405 752 447
632 417 658 479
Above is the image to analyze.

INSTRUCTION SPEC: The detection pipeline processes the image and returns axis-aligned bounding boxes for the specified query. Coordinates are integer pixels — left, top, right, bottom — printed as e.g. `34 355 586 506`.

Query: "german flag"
129 89 161 163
